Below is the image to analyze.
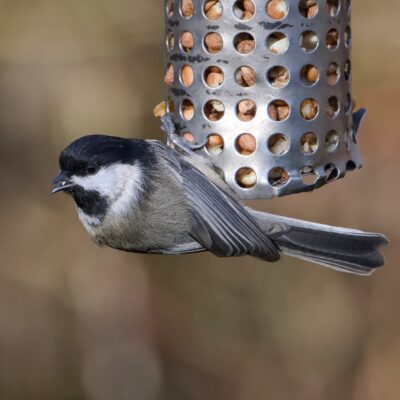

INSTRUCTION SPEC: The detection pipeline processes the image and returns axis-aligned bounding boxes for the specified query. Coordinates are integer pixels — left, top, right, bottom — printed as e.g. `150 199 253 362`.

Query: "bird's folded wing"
179 160 280 261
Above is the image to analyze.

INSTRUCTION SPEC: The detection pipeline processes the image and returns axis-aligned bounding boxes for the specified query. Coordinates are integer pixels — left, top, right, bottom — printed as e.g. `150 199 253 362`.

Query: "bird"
52 116 388 275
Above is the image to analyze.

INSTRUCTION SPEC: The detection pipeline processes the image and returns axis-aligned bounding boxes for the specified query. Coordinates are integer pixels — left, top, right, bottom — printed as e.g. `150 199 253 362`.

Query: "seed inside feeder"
299 0 318 19
300 98 318 120
204 100 225 121
167 0 174 17
268 133 289 155
204 0 223 20
164 64 174 85
268 167 289 187
300 132 318 154
181 99 195 121
180 65 194 87
300 31 319 52
267 66 289 88
181 0 194 18
235 66 256 87
268 100 290 122
326 29 339 50
346 0 351 12
267 32 289 54
266 0 288 20
233 0 255 20
234 32 255 54
325 130 339 152
204 66 224 88
300 65 319 86
326 62 340 85
327 96 339 118
236 134 256 155
206 134 224 155
183 132 195 142
300 166 319 185
180 32 194 52
236 168 257 188
236 100 256 121
167 31 174 50
327 0 339 17
204 32 223 54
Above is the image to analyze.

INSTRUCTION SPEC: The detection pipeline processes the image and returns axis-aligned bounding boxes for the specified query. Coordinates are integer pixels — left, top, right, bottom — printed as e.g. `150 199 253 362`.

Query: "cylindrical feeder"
164 0 362 199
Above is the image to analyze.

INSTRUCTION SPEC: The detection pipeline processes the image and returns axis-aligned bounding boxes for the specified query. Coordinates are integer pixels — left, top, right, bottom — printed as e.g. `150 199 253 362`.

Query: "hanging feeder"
163 0 363 199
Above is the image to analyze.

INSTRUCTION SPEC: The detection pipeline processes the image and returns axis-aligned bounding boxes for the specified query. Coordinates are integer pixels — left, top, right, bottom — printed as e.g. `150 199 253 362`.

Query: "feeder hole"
268 133 289 155
300 64 319 86
266 0 288 20
345 26 351 47
204 32 223 54
234 32 255 54
300 98 319 120
236 100 257 121
268 100 290 121
233 0 255 20
300 167 319 185
300 31 319 52
326 62 340 85
167 0 175 17
345 93 351 114
344 60 351 81
180 32 194 52
183 132 195 142
235 66 256 87
267 32 289 54
236 168 257 188
204 66 224 88
204 0 223 20
300 132 318 154
206 134 224 155
325 164 339 181
327 96 339 118
299 0 318 19
164 64 174 85
236 134 256 155
268 167 289 187
327 0 339 17
167 31 174 51
204 100 225 121
267 66 290 88
181 99 195 121
346 160 356 171
326 29 339 50
181 0 194 18
180 65 194 87
325 130 339 152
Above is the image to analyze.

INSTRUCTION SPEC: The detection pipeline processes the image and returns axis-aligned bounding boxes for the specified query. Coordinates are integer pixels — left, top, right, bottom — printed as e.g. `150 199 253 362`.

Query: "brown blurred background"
0 1 398 399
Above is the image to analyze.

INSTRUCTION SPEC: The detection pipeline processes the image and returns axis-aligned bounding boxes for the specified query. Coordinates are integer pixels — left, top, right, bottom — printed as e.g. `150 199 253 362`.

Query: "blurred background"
0 1 398 399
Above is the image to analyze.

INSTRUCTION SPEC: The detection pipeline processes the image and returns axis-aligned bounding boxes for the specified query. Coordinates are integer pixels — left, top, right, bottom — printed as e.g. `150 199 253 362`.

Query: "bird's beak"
51 172 74 194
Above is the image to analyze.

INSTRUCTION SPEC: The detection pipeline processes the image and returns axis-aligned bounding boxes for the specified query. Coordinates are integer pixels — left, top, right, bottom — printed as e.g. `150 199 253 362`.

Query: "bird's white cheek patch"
73 163 143 214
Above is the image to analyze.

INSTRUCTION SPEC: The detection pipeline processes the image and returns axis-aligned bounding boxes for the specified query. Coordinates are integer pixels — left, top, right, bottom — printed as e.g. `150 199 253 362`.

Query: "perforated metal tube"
164 0 362 199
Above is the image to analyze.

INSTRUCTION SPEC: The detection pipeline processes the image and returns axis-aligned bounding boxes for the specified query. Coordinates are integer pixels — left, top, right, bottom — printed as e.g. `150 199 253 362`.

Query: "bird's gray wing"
179 159 280 261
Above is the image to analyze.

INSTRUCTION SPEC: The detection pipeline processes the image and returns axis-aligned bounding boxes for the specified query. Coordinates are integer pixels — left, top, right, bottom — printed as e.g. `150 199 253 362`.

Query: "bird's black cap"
59 135 153 177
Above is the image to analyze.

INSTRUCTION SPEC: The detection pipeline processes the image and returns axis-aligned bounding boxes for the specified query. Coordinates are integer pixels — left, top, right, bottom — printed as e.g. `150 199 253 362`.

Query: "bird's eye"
86 164 99 175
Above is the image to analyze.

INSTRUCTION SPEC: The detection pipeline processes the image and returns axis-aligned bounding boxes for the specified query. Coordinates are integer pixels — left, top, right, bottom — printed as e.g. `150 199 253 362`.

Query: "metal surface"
164 0 362 199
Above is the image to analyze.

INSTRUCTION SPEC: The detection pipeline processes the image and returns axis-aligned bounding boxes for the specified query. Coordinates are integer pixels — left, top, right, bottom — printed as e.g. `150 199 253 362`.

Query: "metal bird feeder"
164 0 362 199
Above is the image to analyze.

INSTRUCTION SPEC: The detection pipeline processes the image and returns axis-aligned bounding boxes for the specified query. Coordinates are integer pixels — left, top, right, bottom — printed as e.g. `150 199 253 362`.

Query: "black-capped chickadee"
52 116 388 275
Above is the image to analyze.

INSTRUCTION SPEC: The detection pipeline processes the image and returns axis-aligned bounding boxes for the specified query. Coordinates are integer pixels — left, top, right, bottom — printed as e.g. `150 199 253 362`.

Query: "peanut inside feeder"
164 0 362 199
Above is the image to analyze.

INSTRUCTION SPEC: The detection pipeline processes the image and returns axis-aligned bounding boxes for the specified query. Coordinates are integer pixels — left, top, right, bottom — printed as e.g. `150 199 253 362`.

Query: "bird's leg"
160 113 207 155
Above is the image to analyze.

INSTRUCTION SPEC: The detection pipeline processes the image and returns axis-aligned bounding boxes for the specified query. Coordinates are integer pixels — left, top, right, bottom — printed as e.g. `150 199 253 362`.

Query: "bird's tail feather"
249 210 388 275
